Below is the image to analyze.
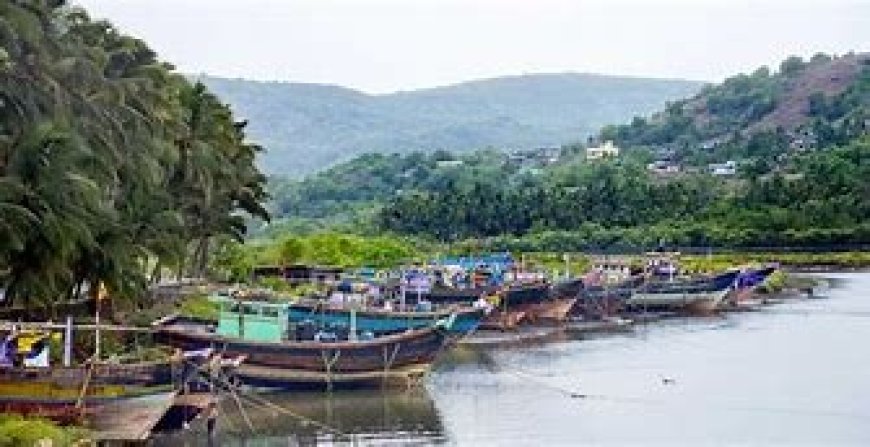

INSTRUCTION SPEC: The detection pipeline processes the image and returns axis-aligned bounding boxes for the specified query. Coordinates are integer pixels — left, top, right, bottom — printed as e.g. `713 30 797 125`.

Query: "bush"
0 414 88 446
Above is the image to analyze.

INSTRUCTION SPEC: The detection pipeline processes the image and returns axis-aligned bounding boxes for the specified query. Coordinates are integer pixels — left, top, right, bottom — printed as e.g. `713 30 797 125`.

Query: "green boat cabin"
217 299 289 343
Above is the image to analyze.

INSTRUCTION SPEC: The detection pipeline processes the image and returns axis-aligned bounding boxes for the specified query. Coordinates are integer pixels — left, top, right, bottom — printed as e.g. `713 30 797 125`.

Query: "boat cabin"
217 300 289 343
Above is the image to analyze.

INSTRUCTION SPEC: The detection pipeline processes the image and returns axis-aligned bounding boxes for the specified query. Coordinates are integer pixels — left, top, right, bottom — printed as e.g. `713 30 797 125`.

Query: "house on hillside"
507 147 562 168
708 160 737 176
788 128 817 152
435 159 464 168
647 160 681 175
586 141 620 160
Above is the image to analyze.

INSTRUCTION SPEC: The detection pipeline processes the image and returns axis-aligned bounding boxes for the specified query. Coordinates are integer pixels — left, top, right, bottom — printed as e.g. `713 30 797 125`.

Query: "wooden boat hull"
625 288 730 313
479 309 526 331
624 270 739 312
0 363 177 424
288 304 485 337
523 297 578 323
155 322 451 390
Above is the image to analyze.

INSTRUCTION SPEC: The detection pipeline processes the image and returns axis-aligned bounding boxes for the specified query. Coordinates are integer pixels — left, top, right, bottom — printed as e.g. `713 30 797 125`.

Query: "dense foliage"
380 136 870 249
0 2 268 305
264 149 540 233
211 233 421 282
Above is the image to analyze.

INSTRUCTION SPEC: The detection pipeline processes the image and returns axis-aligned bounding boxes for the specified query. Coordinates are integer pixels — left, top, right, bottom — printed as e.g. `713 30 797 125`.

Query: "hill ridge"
197 73 703 175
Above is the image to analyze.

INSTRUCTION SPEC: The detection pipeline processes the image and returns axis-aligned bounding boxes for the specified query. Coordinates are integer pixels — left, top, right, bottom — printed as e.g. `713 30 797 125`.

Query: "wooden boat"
624 270 740 313
154 300 455 390
477 283 551 330
287 301 486 337
523 296 577 323
0 361 178 424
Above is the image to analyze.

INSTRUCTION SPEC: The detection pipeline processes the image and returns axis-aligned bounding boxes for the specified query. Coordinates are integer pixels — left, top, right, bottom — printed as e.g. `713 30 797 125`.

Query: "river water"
156 272 870 446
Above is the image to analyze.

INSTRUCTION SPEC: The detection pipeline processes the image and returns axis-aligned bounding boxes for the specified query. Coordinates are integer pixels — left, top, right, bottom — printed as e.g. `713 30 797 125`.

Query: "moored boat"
154 299 455 390
624 270 740 313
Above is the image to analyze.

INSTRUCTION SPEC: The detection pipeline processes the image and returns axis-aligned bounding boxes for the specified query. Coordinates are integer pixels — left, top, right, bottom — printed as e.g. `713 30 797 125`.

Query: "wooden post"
63 316 72 367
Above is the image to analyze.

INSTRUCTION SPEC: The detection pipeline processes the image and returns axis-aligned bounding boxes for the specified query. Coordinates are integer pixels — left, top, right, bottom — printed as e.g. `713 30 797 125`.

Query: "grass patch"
0 414 88 446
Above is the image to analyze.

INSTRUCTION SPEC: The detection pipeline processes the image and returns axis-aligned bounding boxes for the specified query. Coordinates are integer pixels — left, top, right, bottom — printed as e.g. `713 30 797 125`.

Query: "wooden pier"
91 392 217 442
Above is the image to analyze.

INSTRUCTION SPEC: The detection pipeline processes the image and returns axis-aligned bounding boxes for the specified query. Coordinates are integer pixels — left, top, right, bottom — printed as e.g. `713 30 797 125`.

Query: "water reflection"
154 388 446 446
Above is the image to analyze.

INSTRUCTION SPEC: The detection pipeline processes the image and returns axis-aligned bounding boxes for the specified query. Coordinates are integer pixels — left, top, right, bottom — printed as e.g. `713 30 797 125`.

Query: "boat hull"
0 363 177 424
625 288 730 313
155 323 451 390
479 309 527 330
522 297 578 323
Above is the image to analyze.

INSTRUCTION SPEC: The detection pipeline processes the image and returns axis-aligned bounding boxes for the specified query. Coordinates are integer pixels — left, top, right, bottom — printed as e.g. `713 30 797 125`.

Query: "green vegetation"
177 294 220 320
379 136 870 248
211 233 424 281
0 414 88 446
0 3 269 306
599 53 869 165
260 54 869 253
201 73 702 176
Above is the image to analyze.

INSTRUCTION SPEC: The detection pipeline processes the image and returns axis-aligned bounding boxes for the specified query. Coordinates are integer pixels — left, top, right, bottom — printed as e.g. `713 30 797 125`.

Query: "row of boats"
0 254 777 430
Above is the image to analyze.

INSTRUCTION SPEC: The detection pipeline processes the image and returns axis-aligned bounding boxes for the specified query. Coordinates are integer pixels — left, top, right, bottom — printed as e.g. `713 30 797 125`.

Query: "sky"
76 0 869 94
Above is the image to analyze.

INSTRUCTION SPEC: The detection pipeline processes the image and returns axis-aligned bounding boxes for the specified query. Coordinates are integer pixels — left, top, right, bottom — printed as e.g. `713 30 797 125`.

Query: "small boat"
287 301 486 337
0 330 226 427
624 270 741 313
0 361 178 424
726 265 778 305
477 282 552 330
558 275 637 319
154 299 455 390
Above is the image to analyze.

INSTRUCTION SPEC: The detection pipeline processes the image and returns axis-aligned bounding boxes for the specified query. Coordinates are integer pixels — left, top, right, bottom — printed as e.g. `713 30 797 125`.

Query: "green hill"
599 52 869 165
198 74 703 176
263 53 870 250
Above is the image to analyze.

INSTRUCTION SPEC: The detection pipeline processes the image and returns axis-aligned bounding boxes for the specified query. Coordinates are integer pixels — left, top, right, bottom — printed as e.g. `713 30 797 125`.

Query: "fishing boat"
726 265 778 306
557 276 636 319
624 270 740 313
0 327 229 427
154 299 455 390
0 360 178 424
287 300 486 338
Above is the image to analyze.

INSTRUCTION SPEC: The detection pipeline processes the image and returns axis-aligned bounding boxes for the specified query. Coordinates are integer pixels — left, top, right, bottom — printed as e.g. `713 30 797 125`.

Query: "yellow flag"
97 282 108 301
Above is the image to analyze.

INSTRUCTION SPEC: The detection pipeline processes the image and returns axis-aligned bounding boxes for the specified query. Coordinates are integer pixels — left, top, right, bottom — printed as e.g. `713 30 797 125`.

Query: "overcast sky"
76 0 868 94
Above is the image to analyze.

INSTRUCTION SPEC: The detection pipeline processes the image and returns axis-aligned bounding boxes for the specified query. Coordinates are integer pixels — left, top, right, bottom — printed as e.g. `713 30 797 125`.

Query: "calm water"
157 272 870 446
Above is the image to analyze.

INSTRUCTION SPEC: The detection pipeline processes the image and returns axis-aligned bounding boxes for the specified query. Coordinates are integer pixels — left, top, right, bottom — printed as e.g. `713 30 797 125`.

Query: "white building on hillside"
586 140 620 160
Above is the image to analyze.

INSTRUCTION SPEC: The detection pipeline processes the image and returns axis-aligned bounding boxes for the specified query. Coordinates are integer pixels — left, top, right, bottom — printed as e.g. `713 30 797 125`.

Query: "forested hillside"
599 53 869 166
0 2 268 304
380 54 870 249
264 54 870 250
199 74 703 176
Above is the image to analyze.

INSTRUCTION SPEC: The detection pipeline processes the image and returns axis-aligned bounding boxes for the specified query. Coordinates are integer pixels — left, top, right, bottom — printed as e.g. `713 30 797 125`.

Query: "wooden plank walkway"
91 392 178 441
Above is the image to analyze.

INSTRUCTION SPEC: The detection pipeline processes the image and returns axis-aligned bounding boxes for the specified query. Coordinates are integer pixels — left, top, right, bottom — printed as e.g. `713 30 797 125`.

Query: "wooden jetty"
91 392 178 441
92 392 218 442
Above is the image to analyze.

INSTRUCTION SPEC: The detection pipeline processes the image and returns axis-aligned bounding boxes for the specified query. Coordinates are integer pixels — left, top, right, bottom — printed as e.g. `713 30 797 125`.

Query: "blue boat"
287 301 486 337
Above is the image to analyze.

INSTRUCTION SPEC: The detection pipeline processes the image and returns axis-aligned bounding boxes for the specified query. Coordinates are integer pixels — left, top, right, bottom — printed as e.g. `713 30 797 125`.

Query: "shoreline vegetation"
0 414 88 447
210 232 870 283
